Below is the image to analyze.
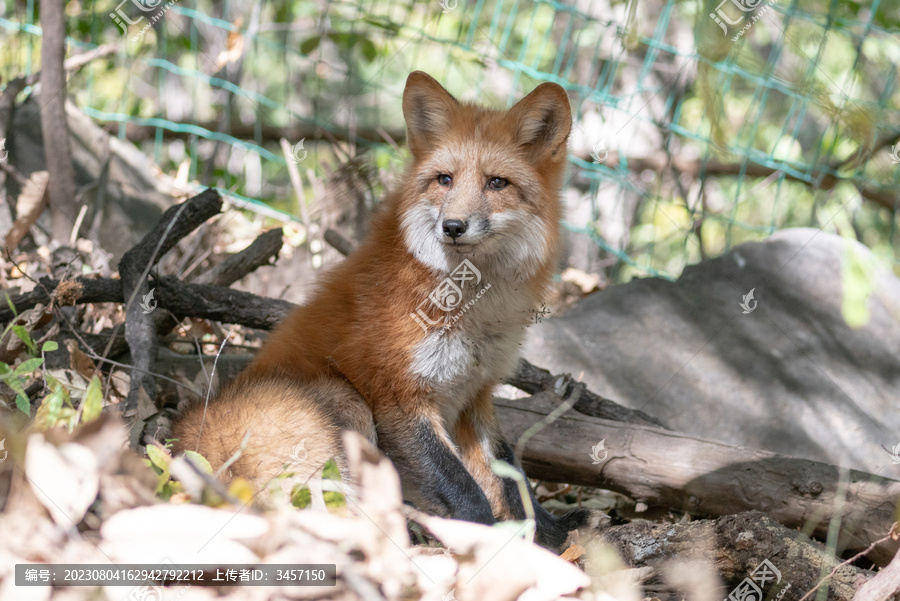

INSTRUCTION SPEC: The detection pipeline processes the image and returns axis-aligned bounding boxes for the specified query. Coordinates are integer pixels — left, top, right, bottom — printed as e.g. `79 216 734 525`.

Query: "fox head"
398 71 571 278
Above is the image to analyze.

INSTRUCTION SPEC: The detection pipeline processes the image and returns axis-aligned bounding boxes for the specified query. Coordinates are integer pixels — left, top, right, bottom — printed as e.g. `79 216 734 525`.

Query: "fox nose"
442 219 468 239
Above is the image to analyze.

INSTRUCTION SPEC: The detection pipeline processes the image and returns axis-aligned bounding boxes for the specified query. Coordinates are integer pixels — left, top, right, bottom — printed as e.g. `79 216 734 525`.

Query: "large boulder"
524 228 900 473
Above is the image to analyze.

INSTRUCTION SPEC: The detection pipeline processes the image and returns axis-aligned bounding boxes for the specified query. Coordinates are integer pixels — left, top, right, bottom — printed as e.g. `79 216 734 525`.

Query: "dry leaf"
100 504 267 564
215 17 245 69
66 339 96 380
4 171 49 251
419 515 591 601
560 543 585 563
25 434 100 528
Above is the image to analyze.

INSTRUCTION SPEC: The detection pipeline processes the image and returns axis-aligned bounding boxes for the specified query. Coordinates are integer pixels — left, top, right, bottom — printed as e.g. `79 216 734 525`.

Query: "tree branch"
39 0 78 241
118 189 222 409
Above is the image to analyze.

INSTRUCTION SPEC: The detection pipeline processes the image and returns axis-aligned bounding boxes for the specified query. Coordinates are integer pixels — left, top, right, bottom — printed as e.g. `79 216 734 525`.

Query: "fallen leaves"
1 421 625 601
24 433 99 528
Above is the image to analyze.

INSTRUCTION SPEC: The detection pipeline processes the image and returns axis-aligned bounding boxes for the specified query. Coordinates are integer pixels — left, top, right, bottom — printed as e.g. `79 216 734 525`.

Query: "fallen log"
598 511 872 601
496 390 900 566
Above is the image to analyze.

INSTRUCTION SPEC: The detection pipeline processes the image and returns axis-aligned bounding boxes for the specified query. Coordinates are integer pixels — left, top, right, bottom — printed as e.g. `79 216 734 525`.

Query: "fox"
171 71 593 551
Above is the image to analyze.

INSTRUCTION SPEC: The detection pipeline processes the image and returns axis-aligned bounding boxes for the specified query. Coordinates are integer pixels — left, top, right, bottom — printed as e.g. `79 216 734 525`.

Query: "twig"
799 525 898 601
324 228 356 257
195 327 234 452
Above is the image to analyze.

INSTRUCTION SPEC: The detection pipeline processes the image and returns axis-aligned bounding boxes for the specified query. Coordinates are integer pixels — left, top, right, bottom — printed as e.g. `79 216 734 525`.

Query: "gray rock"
523 228 900 473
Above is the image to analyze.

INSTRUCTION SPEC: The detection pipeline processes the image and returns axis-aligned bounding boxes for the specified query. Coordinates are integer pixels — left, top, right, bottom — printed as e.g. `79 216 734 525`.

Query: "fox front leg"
455 389 593 551
375 409 495 525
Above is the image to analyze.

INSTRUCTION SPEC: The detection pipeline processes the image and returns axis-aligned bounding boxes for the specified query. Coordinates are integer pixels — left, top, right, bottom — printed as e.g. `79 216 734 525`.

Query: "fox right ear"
402 71 459 157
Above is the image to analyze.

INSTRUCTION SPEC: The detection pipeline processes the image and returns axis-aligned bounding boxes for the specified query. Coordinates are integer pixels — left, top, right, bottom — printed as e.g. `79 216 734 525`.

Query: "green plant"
290 459 346 509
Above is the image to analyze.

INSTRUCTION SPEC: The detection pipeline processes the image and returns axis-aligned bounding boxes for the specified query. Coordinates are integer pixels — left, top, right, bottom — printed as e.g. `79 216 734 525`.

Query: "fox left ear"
509 82 572 163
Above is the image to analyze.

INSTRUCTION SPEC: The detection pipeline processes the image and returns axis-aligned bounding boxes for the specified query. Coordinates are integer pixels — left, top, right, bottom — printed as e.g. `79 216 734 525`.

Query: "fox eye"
487 177 508 190
437 174 452 187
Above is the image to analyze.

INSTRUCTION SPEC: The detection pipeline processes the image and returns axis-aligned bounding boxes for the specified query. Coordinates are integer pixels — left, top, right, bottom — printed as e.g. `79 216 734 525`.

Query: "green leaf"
327 32 355 50
146 444 171 472
44 372 70 406
11 326 36 354
183 450 213 474
82 376 103 423
359 38 377 62
322 458 341 480
16 393 30 415
291 485 311 508
15 357 43 375
42 341 59 352
299 35 320 54
44 386 65 426
5 293 17 319
841 245 874 328
4 374 26 396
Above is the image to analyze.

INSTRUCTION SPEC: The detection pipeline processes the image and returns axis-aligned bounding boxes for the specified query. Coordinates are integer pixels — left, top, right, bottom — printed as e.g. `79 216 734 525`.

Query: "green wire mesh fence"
1 0 898 282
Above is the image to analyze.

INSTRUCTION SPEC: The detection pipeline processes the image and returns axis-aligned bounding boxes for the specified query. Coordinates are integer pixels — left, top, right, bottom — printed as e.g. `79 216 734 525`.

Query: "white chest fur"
409 274 535 427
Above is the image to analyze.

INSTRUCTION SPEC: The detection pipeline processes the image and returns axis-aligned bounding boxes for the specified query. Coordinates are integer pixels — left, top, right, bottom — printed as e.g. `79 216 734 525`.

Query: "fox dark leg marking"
455 389 592 551
377 413 495 525
494 439 593 551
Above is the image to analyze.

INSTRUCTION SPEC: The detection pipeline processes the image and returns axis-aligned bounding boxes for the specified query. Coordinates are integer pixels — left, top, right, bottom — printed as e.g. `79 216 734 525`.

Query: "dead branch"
155 276 293 330
191 228 283 287
584 151 897 213
112 118 900 212
118 189 222 409
507 358 668 428
0 272 292 330
324 228 358 258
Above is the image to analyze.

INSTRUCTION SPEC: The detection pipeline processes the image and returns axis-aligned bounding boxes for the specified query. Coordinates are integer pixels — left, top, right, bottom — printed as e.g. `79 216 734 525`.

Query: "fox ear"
509 82 572 163
402 71 459 157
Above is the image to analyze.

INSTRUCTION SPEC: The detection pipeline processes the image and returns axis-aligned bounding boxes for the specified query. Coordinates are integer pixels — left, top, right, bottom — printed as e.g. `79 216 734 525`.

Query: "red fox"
172 71 592 551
